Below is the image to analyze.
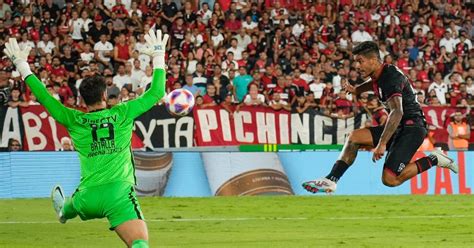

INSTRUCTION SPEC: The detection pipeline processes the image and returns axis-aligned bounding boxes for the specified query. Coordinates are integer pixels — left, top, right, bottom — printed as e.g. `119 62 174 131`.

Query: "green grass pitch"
0 195 473 247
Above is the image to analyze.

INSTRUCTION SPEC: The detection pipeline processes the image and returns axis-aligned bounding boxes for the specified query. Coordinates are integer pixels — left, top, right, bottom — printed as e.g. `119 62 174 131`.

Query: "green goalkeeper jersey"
24 69 165 190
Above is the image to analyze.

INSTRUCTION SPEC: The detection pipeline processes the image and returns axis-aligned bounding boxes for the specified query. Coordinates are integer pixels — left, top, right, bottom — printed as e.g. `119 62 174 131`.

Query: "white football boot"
302 178 337 194
51 185 67 224
430 148 458 173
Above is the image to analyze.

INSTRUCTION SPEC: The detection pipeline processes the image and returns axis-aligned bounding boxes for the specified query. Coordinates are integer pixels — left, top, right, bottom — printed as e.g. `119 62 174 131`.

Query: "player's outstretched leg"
302 128 375 194
115 219 149 248
51 185 79 224
382 149 458 187
51 185 67 223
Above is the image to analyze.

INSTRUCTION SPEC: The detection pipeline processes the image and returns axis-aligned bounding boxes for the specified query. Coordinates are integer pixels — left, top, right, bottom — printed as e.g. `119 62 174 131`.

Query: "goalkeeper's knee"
132 239 149 248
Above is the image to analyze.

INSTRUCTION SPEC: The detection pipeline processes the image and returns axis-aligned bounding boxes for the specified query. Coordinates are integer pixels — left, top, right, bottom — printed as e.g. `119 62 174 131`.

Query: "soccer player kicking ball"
302 41 458 194
4 29 168 247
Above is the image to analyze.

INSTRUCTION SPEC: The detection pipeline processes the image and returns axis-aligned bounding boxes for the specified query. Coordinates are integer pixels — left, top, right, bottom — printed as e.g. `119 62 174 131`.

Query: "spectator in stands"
7 138 21 152
107 94 119 108
367 95 388 126
202 83 220 107
448 111 471 150
8 88 28 108
233 66 253 102
333 90 353 118
114 34 132 65
242 83 265 107
0 70 9 107
351 22 373 45
59 137 74 151
28 94 40 106
192 63 208 94
268 92 290 111
183 74 201 97
428 72 449 105
113 64 131 89
94 34 114 70
294 93 316 114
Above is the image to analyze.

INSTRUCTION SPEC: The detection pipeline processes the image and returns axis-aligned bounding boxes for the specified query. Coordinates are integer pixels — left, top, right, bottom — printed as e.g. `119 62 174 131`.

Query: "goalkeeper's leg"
51 185 78 223
115 219 149 248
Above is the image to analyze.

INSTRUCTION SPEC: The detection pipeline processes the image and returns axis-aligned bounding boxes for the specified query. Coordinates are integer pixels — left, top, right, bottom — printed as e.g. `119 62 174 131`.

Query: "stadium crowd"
0 0 473 151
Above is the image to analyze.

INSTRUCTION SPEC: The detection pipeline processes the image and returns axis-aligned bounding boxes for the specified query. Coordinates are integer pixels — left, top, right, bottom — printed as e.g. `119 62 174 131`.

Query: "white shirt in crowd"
37 40 55 54
70 18 85 40
113 74 131 89
338 37 351 50
370 13 382 22
94 41 114 62
466 84 474 96
186 60 198 74
412 24 430 36
226 46 244 60
331 75 342 94
269 99 288 106
191 33 204 47
134 41 147 52
197 9 212 25
439 37 459 54
379 49 390 60
104 0 131 10
428 82 448 104
221 59 239 73
80 51 95 64
351 30 373 44
19 40 35 49
383 15 400 25
211 33 225 48
234 34 251 50
140 75 152 90
138 55 150 71
300 73 314 84
271 8 289 25
129 9 142 18
242 20 258 30
292 23 304 38
131 68 146 90
309 82 326 99
243 94 265 104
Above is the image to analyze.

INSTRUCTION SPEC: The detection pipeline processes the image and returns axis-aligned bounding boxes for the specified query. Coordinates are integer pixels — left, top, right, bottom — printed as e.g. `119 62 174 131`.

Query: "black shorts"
369 119 427 176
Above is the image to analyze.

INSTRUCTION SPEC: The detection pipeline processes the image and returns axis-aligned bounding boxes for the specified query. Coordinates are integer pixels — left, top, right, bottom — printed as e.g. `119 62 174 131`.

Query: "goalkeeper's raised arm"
122 29 169 119
4 38 76 127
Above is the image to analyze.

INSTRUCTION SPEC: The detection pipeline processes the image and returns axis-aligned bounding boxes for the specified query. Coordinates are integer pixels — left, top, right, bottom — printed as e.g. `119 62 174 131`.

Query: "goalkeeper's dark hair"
353 41 380 60
79 75 106 105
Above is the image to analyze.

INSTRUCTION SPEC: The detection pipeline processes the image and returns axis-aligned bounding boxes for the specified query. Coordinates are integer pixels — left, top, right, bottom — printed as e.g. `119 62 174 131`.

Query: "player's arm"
379 95 403 146
342 79 372 95
4 38 74 126
124 68 166 119
355 81 373 95
124 29 169 119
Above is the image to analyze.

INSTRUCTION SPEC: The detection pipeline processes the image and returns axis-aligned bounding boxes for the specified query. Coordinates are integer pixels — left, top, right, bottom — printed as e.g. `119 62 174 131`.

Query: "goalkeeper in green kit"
4 29 168 248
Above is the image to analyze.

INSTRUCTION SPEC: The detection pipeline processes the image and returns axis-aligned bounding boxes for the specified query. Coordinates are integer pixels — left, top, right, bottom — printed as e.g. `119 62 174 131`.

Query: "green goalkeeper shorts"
71 181 144 230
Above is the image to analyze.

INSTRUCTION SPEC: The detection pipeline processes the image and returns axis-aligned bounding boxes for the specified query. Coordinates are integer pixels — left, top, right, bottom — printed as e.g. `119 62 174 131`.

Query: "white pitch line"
327 215 472 220
0 215 471 224
0 217 308 224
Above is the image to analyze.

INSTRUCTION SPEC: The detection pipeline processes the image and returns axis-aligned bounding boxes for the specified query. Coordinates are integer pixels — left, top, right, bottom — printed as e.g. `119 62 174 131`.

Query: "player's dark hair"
353 41 380 60
79 75 107 106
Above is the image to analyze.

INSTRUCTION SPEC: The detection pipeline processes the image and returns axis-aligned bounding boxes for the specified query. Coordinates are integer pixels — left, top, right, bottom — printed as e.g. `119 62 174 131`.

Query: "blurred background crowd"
0 0 473 151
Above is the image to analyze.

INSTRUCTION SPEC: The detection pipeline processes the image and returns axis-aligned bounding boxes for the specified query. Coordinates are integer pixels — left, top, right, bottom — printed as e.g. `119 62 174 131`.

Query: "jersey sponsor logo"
82 115 119 158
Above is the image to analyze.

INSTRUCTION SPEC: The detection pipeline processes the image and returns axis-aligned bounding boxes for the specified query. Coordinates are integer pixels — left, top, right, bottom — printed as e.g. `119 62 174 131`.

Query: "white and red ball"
164 89 195 116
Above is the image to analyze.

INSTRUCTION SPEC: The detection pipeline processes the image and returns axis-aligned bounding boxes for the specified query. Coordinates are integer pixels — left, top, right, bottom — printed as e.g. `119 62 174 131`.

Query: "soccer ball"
164 89 195 116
